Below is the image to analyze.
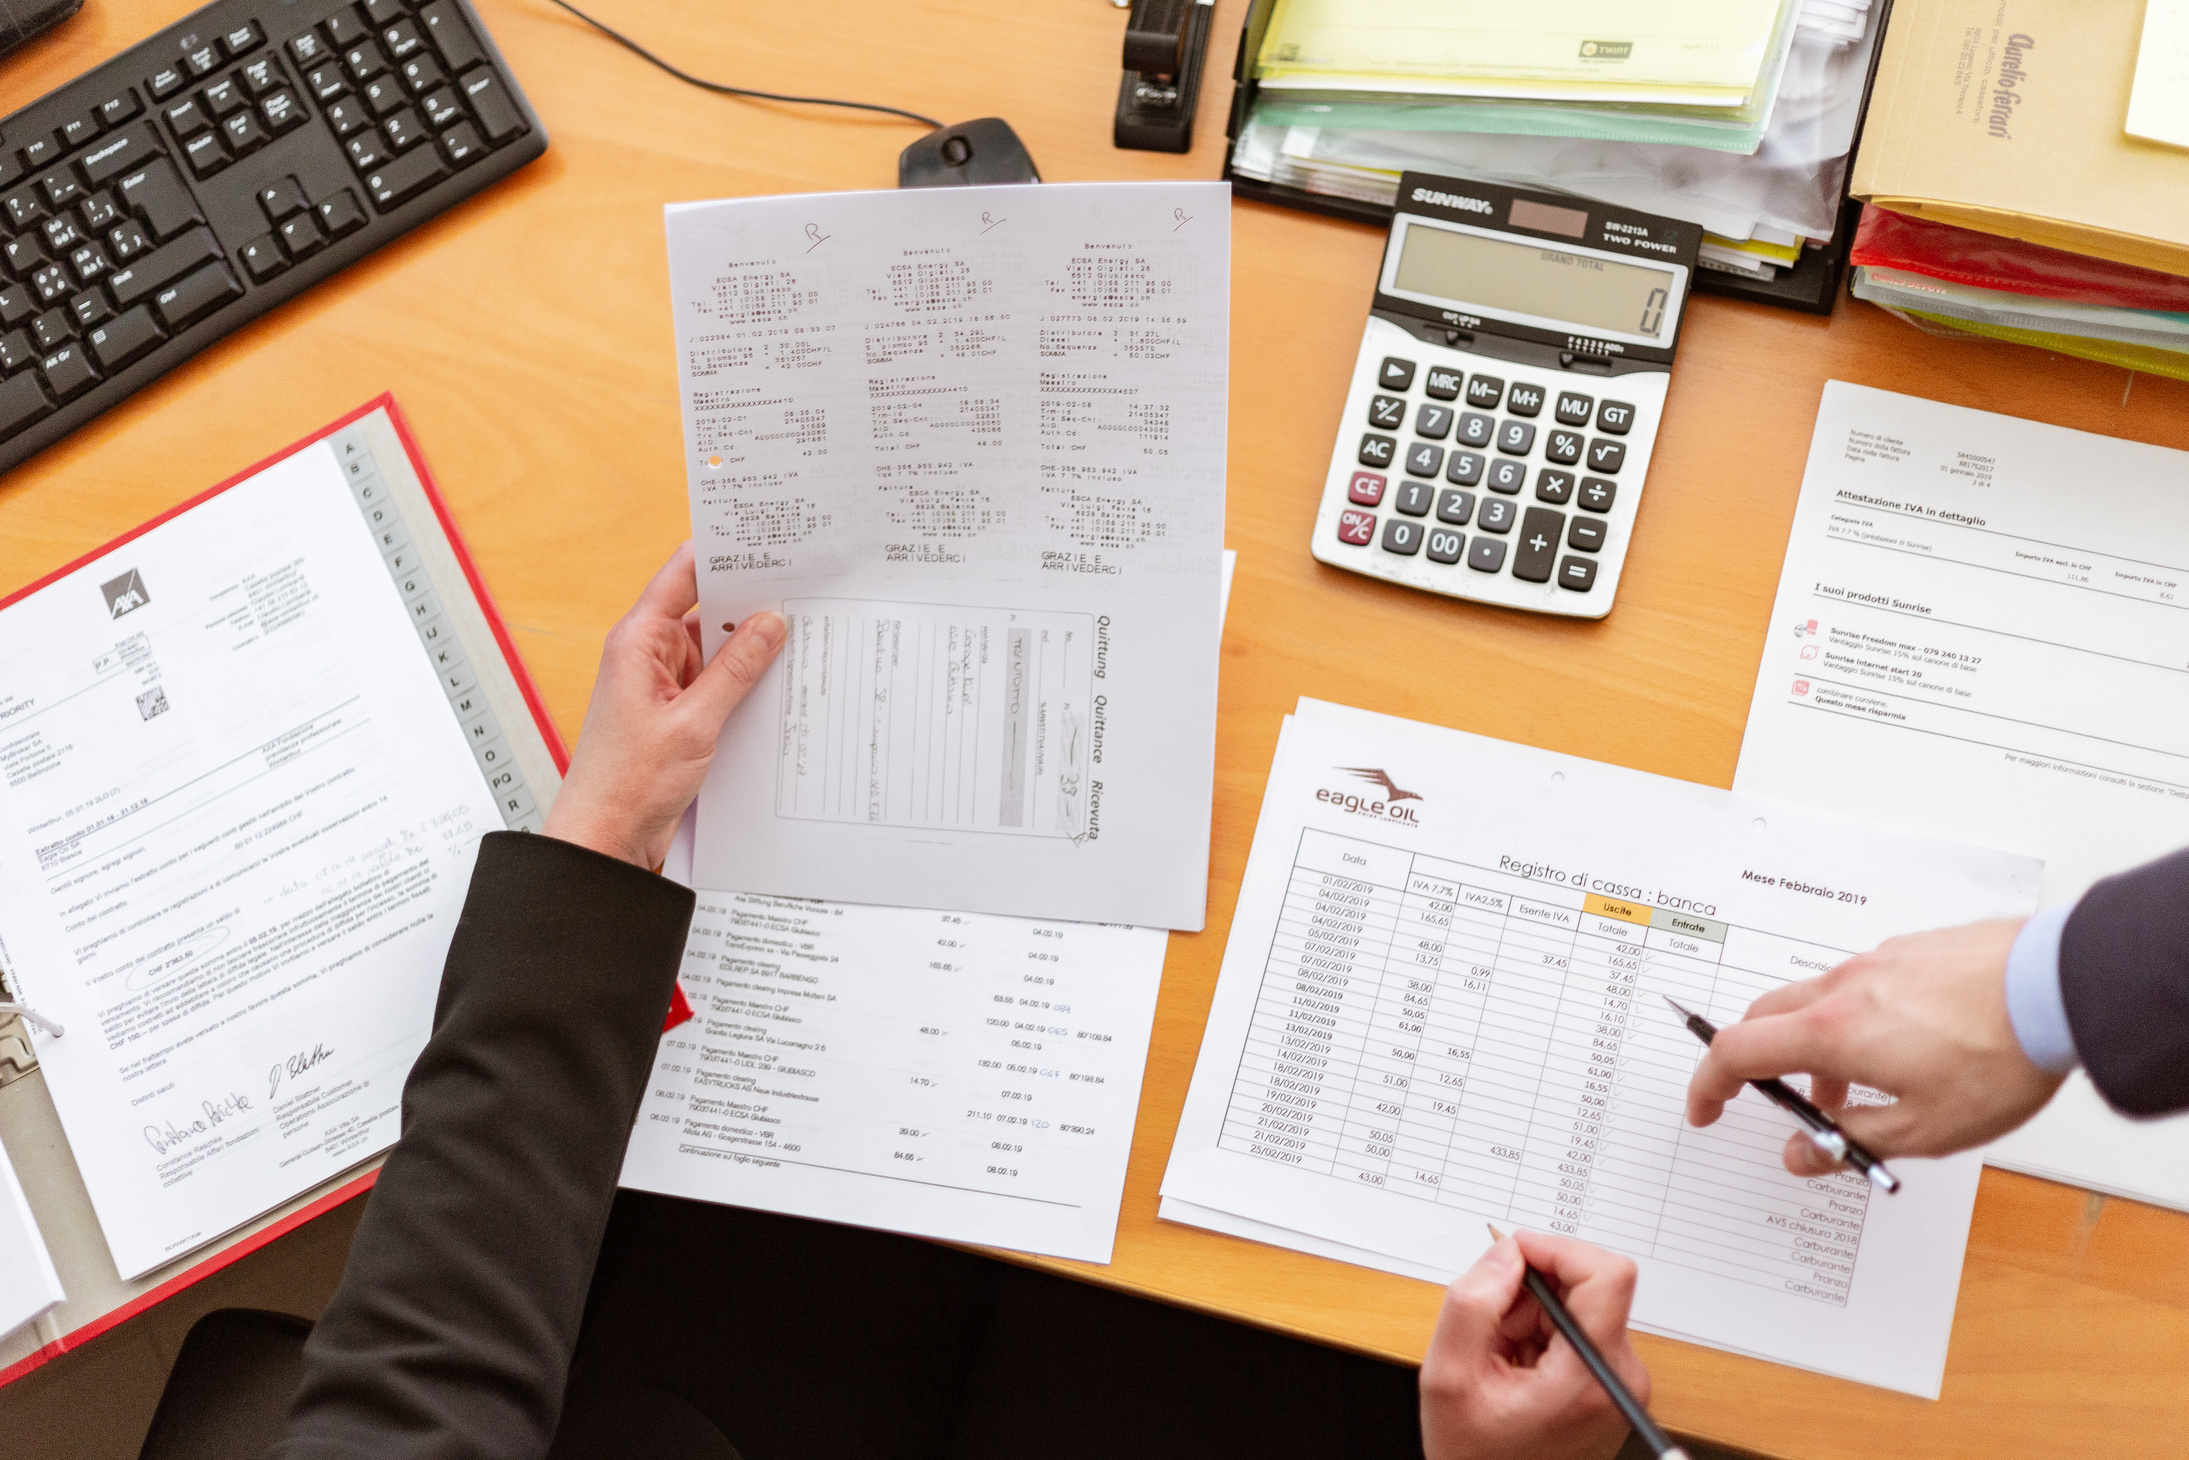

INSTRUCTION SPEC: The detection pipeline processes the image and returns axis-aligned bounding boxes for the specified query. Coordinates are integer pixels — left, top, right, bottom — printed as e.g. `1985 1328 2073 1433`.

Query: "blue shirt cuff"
2004 905 2078 1075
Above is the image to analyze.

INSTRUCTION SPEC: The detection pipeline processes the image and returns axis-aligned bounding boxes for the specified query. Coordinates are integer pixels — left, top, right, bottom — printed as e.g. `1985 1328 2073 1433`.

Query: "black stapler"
1114 0 1212 152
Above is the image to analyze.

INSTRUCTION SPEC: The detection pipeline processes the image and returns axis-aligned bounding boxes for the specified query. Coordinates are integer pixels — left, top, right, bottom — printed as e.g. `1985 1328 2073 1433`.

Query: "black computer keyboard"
0 0 545 472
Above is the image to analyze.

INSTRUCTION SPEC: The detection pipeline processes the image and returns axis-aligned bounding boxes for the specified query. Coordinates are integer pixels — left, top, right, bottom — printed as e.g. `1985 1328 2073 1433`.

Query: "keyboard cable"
535 0 946 131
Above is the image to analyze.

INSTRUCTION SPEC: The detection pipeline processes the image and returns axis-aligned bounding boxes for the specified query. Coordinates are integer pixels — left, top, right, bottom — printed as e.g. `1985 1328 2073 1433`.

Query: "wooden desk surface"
4 1 2188 1454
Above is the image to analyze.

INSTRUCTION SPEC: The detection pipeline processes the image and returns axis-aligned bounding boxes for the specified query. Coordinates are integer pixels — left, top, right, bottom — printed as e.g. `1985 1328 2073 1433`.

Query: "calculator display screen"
1391 223 1677 341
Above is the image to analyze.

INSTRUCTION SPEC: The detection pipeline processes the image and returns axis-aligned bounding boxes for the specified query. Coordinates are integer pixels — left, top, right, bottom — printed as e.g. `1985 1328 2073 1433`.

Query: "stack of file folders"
1227 0 1880 287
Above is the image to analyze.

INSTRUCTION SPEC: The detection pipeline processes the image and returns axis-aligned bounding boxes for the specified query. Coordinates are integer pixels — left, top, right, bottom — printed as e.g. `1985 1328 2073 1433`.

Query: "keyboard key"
1444 451 1483 486
41 343 97 399
1425 526 1463 564
68 241 113 286
41 216 81 254
1477 498 1515 533
439 121 485 167
1468 537 1506 573
345 40 391 83
290 29 329 65
1506 382 1545 417
19 133 61 170
324 8 372 48
77 123 164 188
3 186 44 229
108 220 150 259
183 130 230 176
316 188 368 236
1403 442 1442 478
1377 355 1415 391
221 110 270 156
1367 394 1404 429
346 132 389 170
1496 420 1535 455
40 171 83 212
223 20 263 56
108 225 221 307
0 152 22 190
203 76 248 116
0 369 52 435
238 233 287 279
1393 480 1434 516
79 191 122 231
421 2 487 72
1381 518 1423 555
1568 517 1606 553
4 234 44 274
68 288 112 331
1558 555 1598 592
85 303 163 371
1454 412 1492 448
1357 433 1395 468
1347 470 1384 506
1422 364 1461 401
59 112 104 149
382 18 426 62
261 90 310 134
32 308 74 350
402 56 447 95
1335 508 1375 546
1577 477 1616 513
184 43 223 78
258 175 309 219
1435 489 1473 525
306 61 351 101
29 263 69 304
1545 429 1582 466
1585 438 1626 474
117 160 203 239
1485 459 1525 494
382 109 430 151
1535 470 1573 505
240 58 283 96
1555 391 1593 426
0 329 33 372
1465 374 1502 409
1513 508 1563 582
363 75 408 116
1414 403 1452 440
148 64 189 100
0 283 34 328
460 68 524 142
1596 400 1635 434
278 213 326 259
152 260 244 330
326 96 374 136
364 0 408 24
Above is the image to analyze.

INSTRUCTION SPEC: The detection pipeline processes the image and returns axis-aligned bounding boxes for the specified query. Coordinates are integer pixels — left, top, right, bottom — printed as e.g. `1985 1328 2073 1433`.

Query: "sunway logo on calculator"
1315 767 1423 825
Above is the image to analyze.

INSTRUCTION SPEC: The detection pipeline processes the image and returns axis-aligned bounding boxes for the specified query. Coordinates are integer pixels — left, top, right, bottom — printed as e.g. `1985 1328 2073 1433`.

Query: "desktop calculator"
1311 173 1701 619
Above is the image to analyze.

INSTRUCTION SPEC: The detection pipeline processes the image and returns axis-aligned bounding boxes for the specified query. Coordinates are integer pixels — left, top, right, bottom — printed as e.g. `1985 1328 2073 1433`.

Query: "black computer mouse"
898 118 1041 188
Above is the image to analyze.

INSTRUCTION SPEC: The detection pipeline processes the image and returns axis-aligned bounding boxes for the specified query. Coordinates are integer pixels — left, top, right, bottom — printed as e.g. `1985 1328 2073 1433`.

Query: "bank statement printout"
1161 700 2040 1396
0 444 502 1278
1736 381 2189 1211
667 182 1229 931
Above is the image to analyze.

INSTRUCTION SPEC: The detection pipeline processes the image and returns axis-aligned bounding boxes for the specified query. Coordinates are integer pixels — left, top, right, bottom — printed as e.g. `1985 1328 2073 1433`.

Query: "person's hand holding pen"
1420 1229 1652 1460
1683 919 2066 1175
543 541 786 869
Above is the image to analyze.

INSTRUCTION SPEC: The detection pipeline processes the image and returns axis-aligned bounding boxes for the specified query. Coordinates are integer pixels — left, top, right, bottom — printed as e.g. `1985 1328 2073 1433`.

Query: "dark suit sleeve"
2059 846 2189 1117
268 831 694 1460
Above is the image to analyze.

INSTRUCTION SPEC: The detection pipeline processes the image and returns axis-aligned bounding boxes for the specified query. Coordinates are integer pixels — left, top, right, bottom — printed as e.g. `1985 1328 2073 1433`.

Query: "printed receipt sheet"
1161 700 2039 1396
666 182 1229 931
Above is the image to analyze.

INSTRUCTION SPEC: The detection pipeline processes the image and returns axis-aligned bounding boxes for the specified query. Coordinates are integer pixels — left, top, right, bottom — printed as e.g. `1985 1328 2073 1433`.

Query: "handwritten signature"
142 1090 254 1156
269 1041 336 1101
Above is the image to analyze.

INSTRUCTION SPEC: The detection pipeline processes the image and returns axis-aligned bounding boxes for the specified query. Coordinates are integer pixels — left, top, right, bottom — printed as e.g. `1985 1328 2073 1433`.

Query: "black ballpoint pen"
1486 1223 1689 1460
1662 994 1902 1194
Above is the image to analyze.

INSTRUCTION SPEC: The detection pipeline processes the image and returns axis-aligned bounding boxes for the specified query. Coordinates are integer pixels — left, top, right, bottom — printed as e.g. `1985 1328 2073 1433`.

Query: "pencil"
1486 1223 1689 1460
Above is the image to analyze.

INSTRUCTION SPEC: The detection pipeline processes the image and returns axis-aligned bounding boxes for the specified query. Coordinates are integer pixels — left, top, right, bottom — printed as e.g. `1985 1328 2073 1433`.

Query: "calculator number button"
1559 555 1598 591
1414 403 1452 439
1436 489 1474 525
1477 498 1516 534
1426 527 1464 564
1336 509 1377 546
1513 508 1564 583
1394 480 1435 516
1585 438 1625 474
1465 374 1503 409
1496 420 1535 456
1446 451 1484 486
1535 470 1573 505
1468 537 1507 573
1382 518 1424 555
1506 382 1545 417
1596 400 1635 434
1404 442 1443 478
1423 364 1462 400
1485 460 1526 495
1379 356 1417 391
1348 471 1386 506
1358 433 1396 467
1367 394 1406 429
1545 429 1582 465
1568 517 1607 553
1455 413 1493 448
1555 391 1594 426
1578 477 1617 513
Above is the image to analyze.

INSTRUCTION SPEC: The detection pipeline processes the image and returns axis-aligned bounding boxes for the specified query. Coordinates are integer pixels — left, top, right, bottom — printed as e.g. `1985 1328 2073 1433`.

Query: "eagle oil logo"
1317 767 1423 825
